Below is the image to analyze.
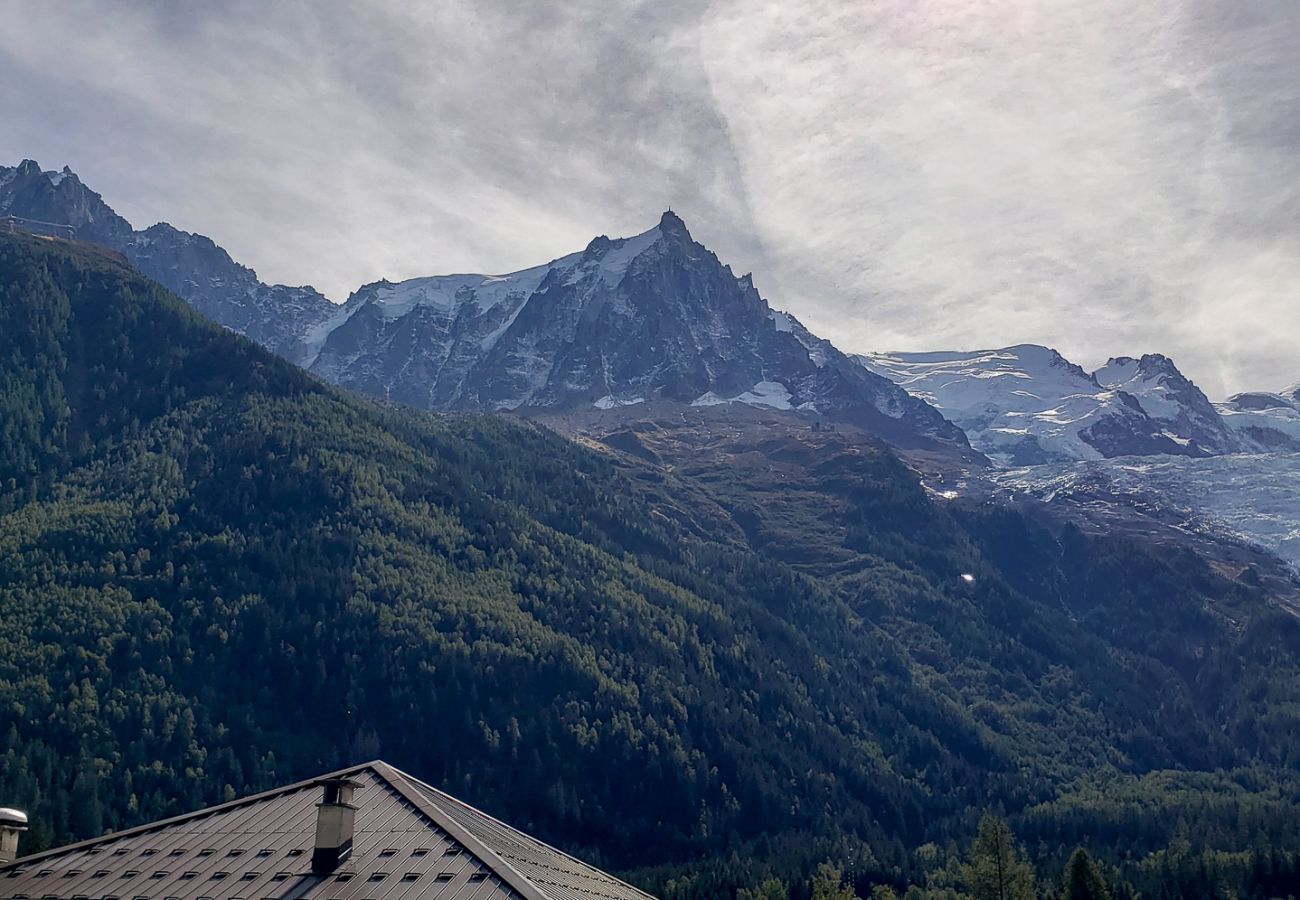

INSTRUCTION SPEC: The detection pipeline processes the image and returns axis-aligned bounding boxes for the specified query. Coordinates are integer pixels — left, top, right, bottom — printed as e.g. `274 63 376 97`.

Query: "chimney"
311 778 359 874
0 808 28 866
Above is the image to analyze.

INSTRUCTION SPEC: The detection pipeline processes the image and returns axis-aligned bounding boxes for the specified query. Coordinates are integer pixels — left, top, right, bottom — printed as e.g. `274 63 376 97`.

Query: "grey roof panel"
0 762 655 900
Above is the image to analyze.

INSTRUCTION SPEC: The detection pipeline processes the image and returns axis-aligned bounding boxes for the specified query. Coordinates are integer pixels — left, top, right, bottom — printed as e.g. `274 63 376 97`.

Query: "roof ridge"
369 761 554 900
0 760 379 870
377 763 656 900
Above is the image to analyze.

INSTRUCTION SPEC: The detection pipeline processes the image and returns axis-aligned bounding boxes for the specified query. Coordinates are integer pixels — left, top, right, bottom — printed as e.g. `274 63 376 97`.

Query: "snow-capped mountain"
1215 385 1300 451
1092 354 1243 454
857 345 1249 464
1 160 971 454
0 159 335 360
307 211 968 450
857 345 1300 571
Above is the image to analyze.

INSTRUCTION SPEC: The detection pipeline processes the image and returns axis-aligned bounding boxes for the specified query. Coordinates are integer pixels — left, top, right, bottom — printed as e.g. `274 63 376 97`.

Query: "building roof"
0 760 658 900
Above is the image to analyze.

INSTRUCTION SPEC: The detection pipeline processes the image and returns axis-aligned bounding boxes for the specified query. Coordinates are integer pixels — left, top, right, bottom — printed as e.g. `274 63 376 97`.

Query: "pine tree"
1061 848 1110 900
962 814 1035 900
811 864 857 900
738 878 790 900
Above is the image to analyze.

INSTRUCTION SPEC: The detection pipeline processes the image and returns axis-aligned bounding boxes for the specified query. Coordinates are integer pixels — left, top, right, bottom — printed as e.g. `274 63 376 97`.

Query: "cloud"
697 0 1300 396
0 0 763 291
1 0 1297 396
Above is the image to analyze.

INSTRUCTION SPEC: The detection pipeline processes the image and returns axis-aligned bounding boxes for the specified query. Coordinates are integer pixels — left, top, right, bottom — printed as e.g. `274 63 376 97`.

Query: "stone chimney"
311 778 359 874
0 808 28 866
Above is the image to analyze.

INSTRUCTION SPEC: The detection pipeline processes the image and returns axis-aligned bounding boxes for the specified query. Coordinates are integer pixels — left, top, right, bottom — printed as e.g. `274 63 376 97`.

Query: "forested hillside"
2 233 1300 898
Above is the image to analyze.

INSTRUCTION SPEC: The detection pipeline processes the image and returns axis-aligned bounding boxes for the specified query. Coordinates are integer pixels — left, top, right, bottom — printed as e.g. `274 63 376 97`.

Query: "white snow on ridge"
372 254 578 320
769 308 832 367
857 346 1116 463
561 225 665 288
1092 357 1139 389
301 222 673 366
594 226 664 284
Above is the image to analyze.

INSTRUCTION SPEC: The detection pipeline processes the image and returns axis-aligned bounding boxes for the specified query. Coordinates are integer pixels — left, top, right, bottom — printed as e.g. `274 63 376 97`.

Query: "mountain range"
0 161 968 455
859 345 1298 464
7 159 1294 465
4 157 1300 898
6 156 1298 573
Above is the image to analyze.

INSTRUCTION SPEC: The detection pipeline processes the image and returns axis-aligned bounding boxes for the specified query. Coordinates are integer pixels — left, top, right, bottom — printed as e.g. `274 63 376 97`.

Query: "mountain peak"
658 209 691 239
1135 353 1179 376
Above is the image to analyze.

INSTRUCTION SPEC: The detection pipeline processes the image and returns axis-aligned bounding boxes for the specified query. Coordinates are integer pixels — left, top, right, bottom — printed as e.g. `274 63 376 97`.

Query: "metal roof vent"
0 808 28 866
311 778 359 874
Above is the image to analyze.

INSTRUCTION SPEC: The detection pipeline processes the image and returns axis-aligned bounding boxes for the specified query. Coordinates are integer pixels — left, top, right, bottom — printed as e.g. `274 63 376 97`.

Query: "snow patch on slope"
590 226 665 283
770 310 795 333
594 395 646 409
692 380 794 410
769 308 832 368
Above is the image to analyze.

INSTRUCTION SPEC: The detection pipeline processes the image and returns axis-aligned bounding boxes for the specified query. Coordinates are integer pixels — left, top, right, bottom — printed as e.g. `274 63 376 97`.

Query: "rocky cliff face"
307 212 969 450
0 160 335 361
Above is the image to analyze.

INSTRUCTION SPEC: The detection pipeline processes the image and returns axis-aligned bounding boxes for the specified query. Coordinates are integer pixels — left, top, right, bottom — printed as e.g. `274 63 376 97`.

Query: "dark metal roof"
384 768 654 900
0 761 658 900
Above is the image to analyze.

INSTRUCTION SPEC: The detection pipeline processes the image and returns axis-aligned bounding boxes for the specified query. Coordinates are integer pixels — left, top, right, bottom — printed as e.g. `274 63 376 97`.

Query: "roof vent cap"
0 807 28 866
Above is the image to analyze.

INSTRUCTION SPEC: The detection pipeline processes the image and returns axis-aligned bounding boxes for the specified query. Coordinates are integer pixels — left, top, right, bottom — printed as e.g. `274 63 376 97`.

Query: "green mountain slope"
0 234 992 862
2 233 1299 895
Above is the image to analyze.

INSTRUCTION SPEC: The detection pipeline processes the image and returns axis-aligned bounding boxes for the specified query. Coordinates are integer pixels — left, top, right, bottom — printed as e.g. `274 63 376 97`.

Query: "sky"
2 0 1298 397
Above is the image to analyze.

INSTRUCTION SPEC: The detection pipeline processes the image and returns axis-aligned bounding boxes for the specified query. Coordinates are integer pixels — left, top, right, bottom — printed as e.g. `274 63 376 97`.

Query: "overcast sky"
3 0 1297 397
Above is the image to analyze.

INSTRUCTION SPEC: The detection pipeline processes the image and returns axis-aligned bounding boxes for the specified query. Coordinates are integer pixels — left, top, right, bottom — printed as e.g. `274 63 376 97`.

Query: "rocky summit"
305 211 969 451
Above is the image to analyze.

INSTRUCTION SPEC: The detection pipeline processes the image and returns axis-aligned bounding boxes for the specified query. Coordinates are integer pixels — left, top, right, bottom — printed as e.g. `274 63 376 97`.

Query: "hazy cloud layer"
2 0 1297 396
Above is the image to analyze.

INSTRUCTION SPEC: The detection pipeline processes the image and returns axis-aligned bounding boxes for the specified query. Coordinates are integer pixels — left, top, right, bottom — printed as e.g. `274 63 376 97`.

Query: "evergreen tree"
1061 848 1110 900
811 864 857 900
962 814 1035 900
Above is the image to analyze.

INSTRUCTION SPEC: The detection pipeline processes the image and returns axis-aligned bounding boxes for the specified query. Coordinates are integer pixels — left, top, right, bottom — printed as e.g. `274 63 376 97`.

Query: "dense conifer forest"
2 232 1299 898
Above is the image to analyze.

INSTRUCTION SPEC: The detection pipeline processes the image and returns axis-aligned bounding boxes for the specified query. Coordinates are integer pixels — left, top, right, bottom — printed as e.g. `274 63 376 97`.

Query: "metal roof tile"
0 763 653 900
